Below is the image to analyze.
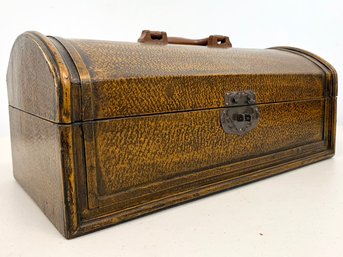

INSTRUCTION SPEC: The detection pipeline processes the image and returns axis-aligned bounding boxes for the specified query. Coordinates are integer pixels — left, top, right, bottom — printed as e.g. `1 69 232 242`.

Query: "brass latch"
220 91 260 136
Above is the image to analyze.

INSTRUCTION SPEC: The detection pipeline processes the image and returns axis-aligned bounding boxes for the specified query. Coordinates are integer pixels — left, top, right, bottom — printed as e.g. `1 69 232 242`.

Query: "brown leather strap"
138 30 232 48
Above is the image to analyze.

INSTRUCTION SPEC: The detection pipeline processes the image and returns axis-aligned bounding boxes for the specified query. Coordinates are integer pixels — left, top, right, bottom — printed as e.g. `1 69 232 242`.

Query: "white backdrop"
0 0 342 138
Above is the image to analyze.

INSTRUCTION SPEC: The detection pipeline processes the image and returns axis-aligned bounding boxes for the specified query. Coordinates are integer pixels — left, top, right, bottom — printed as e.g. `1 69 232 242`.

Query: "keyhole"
236 113 252 122
237 114 244 122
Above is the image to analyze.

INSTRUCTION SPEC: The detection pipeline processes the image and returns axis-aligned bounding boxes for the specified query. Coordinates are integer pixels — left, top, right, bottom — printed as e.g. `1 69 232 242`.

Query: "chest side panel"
7 33 59 121
82 99 326 211
9 107 66 235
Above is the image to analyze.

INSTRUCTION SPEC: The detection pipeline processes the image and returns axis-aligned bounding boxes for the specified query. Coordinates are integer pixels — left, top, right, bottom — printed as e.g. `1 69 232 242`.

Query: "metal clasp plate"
220 91 260 136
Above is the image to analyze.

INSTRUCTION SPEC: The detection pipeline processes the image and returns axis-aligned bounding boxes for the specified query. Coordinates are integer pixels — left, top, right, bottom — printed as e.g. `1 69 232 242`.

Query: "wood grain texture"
7 32 80 123
84 99 324 209
6 31 337 239
9 107 84 238
7 33 59 121
78 148 334 237
9 107 66 235
63 39 326 120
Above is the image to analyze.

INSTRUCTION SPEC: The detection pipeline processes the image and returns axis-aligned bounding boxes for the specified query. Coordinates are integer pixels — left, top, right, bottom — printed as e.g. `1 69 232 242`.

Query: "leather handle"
138 30 232 48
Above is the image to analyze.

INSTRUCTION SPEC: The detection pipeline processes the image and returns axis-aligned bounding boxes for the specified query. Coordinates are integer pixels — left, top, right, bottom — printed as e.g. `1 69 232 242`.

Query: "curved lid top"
7 31 336 123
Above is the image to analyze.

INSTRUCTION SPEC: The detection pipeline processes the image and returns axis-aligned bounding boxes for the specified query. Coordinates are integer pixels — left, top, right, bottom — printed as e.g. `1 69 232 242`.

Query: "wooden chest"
7 30 337 239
